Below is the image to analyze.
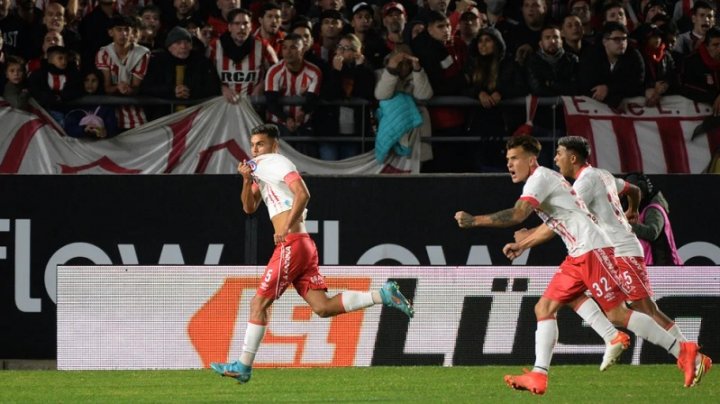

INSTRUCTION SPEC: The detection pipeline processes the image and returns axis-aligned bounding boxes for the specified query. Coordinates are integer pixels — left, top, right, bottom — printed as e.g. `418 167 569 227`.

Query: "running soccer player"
210 124 414 384
454 135 699 395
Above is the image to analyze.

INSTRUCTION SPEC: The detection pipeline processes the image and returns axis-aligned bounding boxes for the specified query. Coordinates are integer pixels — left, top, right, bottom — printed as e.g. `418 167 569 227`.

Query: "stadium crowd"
1 0 719 171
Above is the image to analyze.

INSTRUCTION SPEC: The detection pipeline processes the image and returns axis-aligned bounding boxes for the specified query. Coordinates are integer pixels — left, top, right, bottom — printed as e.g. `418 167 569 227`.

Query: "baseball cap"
352 2 374 16
382 2 406 16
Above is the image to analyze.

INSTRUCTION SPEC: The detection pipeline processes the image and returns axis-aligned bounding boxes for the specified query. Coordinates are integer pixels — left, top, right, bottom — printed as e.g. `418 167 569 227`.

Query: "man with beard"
561 14 588 57
381 2 407 52
507 0 547 66
526 25 579 96
568 0 596 46
207 8 278 103
254 2 285 56
674 1 715 58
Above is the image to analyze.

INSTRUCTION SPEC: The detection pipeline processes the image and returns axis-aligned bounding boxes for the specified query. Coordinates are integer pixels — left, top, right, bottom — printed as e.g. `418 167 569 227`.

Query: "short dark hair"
227 8 252 24
506 135 541 156
541 24 561 35
251 123 280 139
624 172 655 198
260 2 282 15
602 1 624 19
692 1 715 14
558 136 591 162
603 21 628 37
283 32 303 43
4 55 26 70
426 10 449 26
109 15 136 29
705 26 720 45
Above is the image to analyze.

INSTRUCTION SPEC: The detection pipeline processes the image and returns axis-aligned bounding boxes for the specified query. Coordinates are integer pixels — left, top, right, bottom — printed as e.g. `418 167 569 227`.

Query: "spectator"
308 0 345 27
485 0 519 42
291 19 328 71
381 2 407 52
349 2 387 70
642 0 668 24
455 6 484 50
254 2 285 56
640 25 675 107
28 45 82 126
78 0 117 70
2 55 30 110
316 33 375 160
624 173 683 265
411 10 467 172
311 9 344 65
278 0 296 32
680 26 720 115
561 14 589 58
164 0 203 31
463 27 524 171
579 22 645 108
526 25 579 97
403 19 425 44
568 0 596 45
507 0 547 67
207 8 278 104
374 44 433 164
64 68 119 139
602 1 629 28
95 15 151 130
416 0 450 24
30 2 81 60
673 1 715 58
140 26 221 118
27 29 63 75
264 33 322 157
137 5 165 51
1 0 29 57
207 0 241 38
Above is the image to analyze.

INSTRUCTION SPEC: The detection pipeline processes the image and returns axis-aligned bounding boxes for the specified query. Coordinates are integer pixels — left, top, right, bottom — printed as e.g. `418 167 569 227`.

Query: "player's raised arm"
455 199 535 229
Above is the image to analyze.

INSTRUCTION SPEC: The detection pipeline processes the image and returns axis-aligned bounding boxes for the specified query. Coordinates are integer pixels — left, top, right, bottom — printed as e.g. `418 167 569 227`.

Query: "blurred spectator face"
260 8 282 35
476 33 496 56
108 25 131 47
411 23 426 39
279 1 296 24
539 27 561 55
84 72 100 93
229 12 251 43
174 0 195 16
217 0 241 15
522 0 546 26
426 0 448 14
570 0 591 24
427 18 451 43
5 62 25 84
336 36 361 64
48 51 68 70
319 0 343 11
141 10 161 32
603 29 627 57
352 10 373 34
169 39 192 59
281 37 304 64
645 33 662 49
44 3 66 32
605 6 627 26
383 9 406 34
665 32 677 49
459 12 482 38
692 7 715 35
293 26 314 52
0 0 10 19
321 17 343 39
708 37 720 59
485 0 506 15
43 31 64 52
644 5 665 22
561 15 583 42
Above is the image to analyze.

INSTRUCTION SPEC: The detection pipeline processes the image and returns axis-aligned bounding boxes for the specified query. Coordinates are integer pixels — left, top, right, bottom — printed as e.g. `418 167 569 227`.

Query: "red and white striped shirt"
47 73 67 92
95 44 150 129
264 60 322 124
207 37 276 97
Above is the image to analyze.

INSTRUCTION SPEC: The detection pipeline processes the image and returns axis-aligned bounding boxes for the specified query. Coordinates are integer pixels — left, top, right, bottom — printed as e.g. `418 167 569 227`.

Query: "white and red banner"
0 98 419 174
563 95 720 173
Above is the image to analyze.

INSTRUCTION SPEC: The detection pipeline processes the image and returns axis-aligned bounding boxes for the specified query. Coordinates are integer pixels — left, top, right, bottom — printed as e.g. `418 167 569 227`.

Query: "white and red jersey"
253 27 285 56
520 166 612 257
207 37 276 97
574 165 644 258
264 60 322 124
46 73 67 92
95 43 150 129
249 153 306 220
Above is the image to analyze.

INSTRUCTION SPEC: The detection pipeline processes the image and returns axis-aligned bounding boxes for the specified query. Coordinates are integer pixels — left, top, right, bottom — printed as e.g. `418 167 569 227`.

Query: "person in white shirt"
454 135 702 395
209 124 414 384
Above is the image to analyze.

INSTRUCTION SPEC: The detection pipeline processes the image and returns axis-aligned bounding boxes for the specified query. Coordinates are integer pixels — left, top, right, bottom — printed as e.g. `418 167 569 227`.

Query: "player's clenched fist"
503 242 525 260
237 160 253 179
455 211 475 228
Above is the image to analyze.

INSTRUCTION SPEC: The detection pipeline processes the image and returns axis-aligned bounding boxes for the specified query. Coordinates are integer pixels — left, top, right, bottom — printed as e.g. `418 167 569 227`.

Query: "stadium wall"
1 175 719 362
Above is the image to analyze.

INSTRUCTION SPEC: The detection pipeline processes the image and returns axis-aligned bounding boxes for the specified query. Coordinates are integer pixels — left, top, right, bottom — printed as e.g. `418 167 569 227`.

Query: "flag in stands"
563 96 720 174
0 98 419 174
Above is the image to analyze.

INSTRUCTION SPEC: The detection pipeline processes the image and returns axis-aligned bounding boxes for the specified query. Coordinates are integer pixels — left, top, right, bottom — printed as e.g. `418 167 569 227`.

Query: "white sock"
341 291 375 312
239 322 266 367
575 298 617 343
533 319 557 374
666 323 688 342
626 311 680 358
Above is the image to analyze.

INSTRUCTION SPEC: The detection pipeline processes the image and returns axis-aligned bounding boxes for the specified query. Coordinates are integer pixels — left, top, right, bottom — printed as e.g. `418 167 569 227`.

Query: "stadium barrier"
56 265 720 370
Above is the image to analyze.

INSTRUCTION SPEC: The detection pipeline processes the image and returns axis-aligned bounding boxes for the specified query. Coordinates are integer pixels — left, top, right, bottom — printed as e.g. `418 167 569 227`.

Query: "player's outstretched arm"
455 199 534 229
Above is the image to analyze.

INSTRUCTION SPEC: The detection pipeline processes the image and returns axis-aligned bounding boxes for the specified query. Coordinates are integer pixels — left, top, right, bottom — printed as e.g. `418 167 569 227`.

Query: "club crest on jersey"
220 70 259 83
246 159 257 172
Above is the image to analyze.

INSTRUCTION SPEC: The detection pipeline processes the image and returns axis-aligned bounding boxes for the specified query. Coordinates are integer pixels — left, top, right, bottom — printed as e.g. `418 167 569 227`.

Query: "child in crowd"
65 68 118 138
3 55 31 111
28 46 82 127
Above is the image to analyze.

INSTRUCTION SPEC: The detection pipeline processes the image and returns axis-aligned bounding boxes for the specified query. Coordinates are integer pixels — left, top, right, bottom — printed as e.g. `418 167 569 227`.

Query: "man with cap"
381 2 407 51
140 26 221 118
454 5 486 48
350 2 387 69
311 9 345 64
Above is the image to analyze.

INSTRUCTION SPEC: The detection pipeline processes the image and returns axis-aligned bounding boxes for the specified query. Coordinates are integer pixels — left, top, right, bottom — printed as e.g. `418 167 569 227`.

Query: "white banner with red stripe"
563 95 719 173
0 97 419 174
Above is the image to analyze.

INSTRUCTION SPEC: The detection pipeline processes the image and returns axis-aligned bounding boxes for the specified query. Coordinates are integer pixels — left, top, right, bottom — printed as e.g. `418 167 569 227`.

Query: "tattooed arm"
454 199 535 229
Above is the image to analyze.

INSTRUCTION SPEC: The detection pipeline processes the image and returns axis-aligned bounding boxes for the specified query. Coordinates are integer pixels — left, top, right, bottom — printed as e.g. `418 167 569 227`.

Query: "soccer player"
454 136 700 395
210 124 414 384
207 8 278 103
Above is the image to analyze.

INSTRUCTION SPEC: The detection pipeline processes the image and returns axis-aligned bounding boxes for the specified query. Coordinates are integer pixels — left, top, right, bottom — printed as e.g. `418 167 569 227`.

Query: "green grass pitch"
0 365 716 403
